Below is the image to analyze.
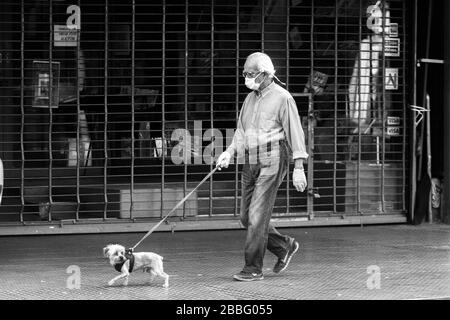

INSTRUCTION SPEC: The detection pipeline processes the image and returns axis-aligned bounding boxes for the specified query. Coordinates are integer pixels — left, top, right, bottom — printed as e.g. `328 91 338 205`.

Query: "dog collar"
114 252 135 273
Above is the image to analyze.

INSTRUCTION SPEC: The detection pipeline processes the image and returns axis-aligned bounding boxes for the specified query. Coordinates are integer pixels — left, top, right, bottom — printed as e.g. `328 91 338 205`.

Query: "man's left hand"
293 168 307 192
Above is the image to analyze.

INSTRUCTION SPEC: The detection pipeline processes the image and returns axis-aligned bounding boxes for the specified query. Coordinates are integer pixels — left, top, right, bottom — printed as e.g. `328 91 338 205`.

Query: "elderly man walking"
216 52 309 281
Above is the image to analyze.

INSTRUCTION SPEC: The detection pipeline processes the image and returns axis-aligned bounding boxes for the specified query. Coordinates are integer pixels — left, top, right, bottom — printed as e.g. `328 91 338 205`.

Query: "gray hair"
245 52 286 86
246 52 276 76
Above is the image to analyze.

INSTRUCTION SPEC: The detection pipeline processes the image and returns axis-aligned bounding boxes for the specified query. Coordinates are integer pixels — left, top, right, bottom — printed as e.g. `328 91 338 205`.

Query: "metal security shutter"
304 0 409 216
0 0 409 230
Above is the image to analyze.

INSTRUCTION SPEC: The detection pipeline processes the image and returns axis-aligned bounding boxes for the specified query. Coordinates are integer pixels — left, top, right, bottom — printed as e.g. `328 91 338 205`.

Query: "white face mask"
245 72 263 91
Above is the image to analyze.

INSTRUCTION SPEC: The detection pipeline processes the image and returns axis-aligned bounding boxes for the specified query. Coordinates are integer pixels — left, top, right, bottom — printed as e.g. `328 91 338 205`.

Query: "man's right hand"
216 151 231 170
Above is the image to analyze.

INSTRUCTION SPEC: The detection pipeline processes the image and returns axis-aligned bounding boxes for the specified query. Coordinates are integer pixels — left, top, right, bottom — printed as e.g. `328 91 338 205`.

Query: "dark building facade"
0 0 414 234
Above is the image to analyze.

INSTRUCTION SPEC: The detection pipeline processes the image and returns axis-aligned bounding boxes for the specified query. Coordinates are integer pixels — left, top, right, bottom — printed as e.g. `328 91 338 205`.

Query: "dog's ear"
103 246 110 257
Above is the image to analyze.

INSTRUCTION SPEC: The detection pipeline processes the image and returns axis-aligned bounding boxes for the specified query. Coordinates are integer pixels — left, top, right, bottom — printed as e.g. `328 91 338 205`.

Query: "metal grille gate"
0 0 410 232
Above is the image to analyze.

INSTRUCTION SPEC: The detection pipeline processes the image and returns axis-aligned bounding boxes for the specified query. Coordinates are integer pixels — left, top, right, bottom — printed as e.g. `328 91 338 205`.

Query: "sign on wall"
387 117 401 126
385 68 399 90
386 126 401 137
32 61 60 108
54 5 81 47
54 25 78 47
384 38 401 57
388 23 398 38
387 117 401 137
66 5 81 30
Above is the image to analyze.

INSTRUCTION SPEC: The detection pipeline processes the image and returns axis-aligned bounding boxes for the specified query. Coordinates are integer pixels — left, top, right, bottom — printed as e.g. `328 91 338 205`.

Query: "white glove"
293 168 307 192
216 151 231 170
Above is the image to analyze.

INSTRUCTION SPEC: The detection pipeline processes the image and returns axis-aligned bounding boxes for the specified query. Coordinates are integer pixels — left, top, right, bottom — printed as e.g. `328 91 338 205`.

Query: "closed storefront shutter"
0 0 410 231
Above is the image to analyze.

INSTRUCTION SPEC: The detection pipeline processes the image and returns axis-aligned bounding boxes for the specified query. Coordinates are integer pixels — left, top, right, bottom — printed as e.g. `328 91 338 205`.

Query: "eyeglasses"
242 71 261 78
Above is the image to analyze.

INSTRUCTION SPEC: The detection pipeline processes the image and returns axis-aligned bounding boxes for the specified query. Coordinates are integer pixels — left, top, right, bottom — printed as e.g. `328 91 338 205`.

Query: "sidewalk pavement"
0 224 449 300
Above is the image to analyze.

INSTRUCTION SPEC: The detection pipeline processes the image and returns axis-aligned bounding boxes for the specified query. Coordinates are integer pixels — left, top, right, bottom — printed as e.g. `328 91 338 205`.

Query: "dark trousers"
240 142 292 274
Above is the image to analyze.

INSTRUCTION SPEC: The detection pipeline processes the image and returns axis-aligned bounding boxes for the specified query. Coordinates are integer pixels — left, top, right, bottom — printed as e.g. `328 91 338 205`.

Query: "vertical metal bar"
381 3 387 213
307 93 314 218
261 0 265 52
286 0 290 215
103 0 109 220
130 0 136 220
75 0 81 221
209 0 214 217
20 0 25 223
442 0 450 224
234 0 240 217
401 0 407 213
426 94 432 224
418 0 433 182
307 0 315 218
357 0 362 215
333 0 338 214
48 0 54 222
161 0 166 219
184 0 188 217
409 0 418 223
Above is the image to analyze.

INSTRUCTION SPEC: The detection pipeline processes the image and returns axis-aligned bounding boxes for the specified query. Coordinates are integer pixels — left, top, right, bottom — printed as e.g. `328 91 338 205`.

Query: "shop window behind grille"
0 0 409 224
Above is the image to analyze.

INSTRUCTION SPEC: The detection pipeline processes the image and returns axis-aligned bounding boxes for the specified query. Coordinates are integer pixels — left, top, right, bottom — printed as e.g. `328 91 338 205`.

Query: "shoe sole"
233 275 264 282
277 241 299 274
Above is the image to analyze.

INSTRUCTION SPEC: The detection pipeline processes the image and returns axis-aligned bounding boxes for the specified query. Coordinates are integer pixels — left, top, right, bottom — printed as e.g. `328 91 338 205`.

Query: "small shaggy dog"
103 244 169 287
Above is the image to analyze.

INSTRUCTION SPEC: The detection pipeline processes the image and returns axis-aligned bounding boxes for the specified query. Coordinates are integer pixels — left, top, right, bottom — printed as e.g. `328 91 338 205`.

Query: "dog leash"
129 166 219 252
